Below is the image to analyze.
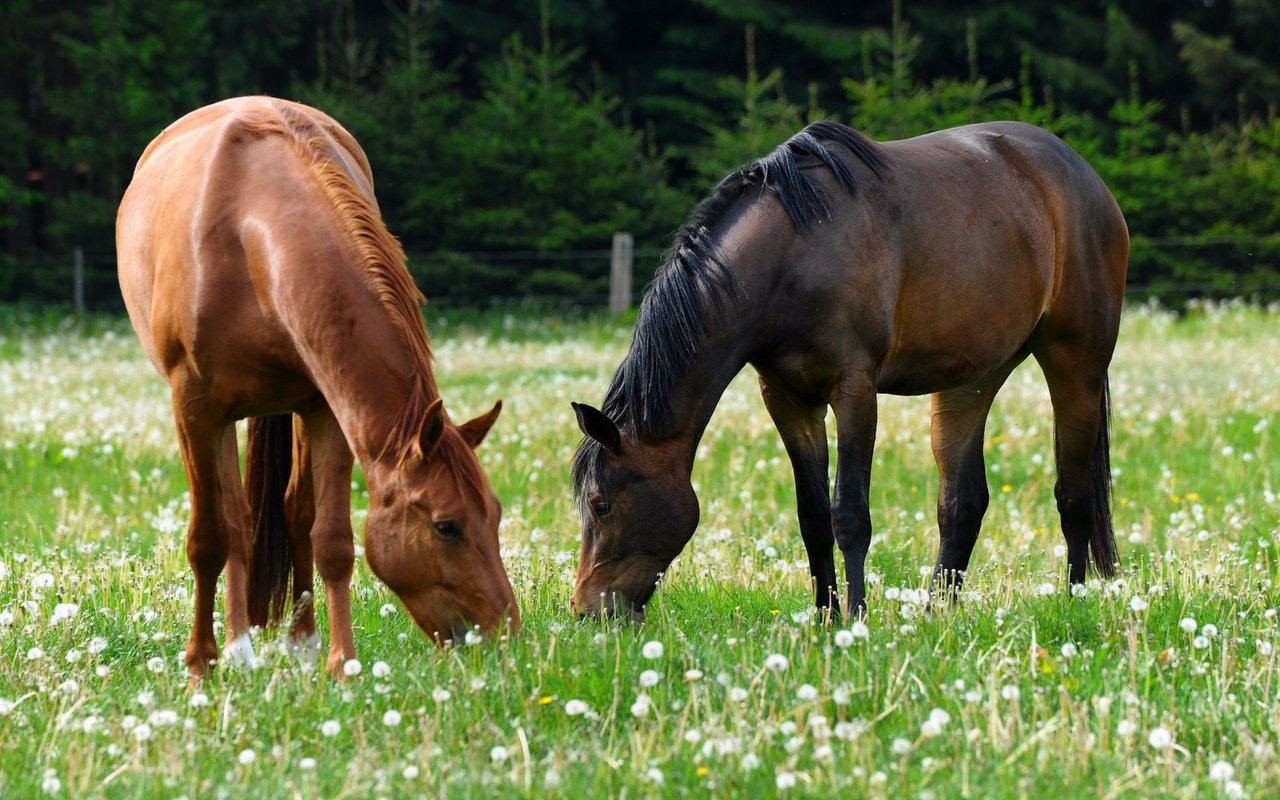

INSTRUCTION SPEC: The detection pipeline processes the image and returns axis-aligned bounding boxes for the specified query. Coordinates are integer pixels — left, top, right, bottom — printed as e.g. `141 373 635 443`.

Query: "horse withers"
571 120 1127 620
117 97 517 677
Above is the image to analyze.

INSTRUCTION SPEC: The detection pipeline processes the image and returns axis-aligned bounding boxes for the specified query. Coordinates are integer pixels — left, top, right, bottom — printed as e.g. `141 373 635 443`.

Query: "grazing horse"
571 120 1127 620
117 97 517 677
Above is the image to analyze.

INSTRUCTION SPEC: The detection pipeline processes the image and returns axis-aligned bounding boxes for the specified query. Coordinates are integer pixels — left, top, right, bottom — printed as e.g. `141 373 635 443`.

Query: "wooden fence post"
73 247 85 315
609 231 633 315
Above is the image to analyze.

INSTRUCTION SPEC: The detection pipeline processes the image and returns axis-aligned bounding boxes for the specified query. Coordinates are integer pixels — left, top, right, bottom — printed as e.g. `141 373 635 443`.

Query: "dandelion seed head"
40 771 61 794
630 693 651 718
1148 726 1172 749
764 653 789 672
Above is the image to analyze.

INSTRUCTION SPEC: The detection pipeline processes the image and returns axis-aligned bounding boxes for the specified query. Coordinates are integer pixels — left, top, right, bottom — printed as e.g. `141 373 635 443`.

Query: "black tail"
246 414 294 628
1089 379 1119 577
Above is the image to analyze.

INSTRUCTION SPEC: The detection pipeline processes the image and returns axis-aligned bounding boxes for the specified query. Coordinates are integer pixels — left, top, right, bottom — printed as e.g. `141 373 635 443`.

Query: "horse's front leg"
302 407 359 677
828 375 878 617
171 372 254 678
759 377 838 613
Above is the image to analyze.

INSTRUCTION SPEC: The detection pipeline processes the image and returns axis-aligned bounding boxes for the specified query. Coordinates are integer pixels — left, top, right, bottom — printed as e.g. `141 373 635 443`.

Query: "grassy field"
0 301 1277 798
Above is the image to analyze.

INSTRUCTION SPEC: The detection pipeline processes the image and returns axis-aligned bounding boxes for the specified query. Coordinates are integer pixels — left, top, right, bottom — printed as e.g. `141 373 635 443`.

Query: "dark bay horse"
571 120 1127 620
117 97 517 677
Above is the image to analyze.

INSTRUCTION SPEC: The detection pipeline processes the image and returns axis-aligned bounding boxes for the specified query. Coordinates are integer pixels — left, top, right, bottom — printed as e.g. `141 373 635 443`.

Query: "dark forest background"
4 0 1280 307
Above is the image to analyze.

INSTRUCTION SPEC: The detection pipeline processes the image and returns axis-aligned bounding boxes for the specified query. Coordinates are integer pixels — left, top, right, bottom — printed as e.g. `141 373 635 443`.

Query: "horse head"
364 399 519 642
569 402 699 621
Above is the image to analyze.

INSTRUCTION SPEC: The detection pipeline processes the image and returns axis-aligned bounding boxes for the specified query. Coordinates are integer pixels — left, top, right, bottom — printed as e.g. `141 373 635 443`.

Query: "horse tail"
1088 378 1119 578
246 414 294 628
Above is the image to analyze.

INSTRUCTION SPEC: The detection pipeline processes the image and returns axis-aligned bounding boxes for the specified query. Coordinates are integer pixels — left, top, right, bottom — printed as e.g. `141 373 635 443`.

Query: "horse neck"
637 225 777 472
282 265 438 470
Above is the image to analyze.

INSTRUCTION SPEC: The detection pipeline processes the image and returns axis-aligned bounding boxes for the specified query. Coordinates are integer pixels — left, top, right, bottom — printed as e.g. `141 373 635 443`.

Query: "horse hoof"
285 632 322 664
223 634 259 669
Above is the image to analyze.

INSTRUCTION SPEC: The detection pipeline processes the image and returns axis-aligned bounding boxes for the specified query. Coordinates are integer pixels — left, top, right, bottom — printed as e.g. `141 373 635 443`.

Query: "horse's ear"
415 397 447 458
572 402 621 455
459 400 502 449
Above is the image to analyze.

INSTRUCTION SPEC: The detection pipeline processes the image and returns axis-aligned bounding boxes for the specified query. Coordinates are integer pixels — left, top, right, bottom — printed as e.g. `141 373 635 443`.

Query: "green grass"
1 302 1277 798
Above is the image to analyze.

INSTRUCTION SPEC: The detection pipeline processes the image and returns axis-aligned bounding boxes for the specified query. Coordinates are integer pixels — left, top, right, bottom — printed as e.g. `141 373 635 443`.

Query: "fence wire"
2 236 1278 312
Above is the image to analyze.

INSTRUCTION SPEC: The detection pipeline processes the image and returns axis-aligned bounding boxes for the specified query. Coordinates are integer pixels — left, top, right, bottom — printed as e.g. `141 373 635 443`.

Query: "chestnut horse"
117 97 517 677
571 120 1127 620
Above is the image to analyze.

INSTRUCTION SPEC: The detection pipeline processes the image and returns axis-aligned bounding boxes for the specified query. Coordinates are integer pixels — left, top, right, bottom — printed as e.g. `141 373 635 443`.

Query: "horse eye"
591 499 612 518
433 520 462 541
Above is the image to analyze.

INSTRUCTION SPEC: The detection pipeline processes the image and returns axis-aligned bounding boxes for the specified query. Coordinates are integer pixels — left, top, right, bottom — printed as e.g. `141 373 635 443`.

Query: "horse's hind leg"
1034 341 1119 586
300 406 358 676
929 360 1022 600
759 377 837 612
284 414 319 654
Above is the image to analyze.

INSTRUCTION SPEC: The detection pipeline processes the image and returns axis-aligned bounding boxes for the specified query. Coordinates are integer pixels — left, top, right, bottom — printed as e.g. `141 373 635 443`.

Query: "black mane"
572 121 887 500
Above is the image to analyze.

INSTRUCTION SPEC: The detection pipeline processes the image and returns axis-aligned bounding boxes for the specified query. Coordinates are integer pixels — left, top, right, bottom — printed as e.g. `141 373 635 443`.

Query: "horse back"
767 121 1127 395
117 97 379 401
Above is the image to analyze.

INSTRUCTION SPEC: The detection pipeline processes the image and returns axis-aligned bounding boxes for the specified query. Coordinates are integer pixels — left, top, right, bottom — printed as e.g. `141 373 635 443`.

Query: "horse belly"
876 261 1048 395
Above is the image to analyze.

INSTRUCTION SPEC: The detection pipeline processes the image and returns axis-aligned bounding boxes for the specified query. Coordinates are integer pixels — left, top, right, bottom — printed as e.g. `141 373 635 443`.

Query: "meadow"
0 300 1277 798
